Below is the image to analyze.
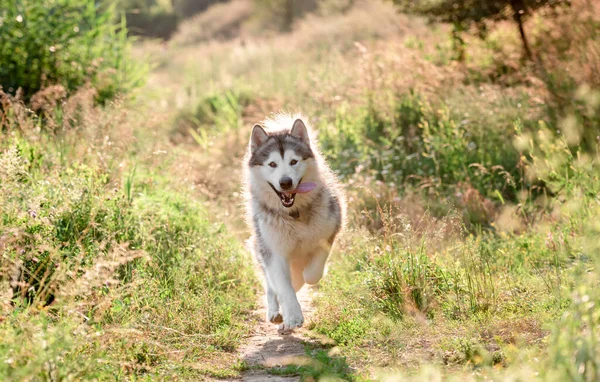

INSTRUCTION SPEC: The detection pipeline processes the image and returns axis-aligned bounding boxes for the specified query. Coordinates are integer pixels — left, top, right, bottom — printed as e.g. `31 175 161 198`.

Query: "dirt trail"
234 286 319 381
173 103 324 380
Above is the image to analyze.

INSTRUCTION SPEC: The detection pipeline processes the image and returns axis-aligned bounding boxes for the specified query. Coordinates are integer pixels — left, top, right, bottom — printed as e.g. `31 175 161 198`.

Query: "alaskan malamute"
244 114 345 333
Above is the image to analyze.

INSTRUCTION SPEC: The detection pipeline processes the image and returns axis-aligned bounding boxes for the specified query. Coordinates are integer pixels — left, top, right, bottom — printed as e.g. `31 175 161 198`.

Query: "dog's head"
247 118 317 208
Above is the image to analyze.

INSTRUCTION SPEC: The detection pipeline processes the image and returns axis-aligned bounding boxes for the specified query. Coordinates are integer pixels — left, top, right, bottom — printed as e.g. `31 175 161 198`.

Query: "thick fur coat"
244 114 345 333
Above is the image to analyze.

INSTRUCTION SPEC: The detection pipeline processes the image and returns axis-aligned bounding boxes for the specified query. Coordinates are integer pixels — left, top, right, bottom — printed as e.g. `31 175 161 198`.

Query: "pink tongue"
292 182 317 194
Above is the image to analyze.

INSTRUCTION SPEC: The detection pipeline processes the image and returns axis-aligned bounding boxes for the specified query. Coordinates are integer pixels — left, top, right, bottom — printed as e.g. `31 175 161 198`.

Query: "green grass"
0 109 257 378
309 94 600 378
268 350 360 381
306 81 600 377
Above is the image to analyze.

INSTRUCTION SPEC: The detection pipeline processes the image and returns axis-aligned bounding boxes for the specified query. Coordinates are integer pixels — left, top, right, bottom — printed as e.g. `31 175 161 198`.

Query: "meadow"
1 0 599 380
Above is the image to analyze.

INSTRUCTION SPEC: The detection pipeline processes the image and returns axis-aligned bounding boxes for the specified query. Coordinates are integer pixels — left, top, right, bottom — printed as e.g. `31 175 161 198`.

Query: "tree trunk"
510 0 533 60
451 22 466 62
284 0 294 32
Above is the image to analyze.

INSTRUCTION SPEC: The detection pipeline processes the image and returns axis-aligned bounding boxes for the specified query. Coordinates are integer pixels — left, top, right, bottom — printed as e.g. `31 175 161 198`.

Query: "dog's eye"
268 162 277 168
290 159 298 166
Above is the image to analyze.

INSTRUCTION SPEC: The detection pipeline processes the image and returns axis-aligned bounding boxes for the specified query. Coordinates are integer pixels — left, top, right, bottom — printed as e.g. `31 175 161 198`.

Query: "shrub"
0 140 139 304
319 91 520 204
0 0 145 104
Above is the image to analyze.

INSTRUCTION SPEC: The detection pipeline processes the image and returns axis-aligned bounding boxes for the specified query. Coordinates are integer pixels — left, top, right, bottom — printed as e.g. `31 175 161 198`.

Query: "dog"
244 114 345 333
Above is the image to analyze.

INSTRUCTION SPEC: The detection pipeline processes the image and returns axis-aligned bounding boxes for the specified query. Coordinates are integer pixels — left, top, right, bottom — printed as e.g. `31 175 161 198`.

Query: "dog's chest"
259 207 334 254
284 210 331 237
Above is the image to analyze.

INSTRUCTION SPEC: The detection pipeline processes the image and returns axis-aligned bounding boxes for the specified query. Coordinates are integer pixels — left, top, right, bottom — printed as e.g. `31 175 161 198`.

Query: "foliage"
0 0 145 103
172 90 253 147
391 0 566 25
391 0 570 59
313 89 600 374
319 91 519 228
0 95 256 378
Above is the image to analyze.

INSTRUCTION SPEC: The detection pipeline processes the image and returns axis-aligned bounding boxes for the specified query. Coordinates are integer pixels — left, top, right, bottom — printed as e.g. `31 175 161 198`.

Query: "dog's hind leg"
303 242 331 285
265 254 304 333
290 261 305 292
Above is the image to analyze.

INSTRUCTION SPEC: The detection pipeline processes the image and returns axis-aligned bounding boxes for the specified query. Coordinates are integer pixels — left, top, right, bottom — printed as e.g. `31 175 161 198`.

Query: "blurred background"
1 0 600 380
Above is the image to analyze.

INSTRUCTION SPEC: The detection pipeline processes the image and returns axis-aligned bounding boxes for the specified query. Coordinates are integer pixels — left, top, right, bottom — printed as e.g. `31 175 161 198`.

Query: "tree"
253 0 318 32
391 0 570 60
172 0 227 18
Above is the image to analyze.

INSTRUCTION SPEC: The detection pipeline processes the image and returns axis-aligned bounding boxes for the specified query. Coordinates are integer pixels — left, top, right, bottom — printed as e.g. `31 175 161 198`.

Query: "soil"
234 286 319 381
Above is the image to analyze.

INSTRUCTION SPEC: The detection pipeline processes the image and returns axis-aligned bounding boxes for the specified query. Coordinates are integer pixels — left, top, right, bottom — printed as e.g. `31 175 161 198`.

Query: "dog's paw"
277 311 304 334
267 310 283 324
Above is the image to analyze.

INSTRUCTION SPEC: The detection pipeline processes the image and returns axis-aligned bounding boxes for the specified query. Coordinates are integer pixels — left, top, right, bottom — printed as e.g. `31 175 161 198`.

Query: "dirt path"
169 102 327 380
234 286 319 381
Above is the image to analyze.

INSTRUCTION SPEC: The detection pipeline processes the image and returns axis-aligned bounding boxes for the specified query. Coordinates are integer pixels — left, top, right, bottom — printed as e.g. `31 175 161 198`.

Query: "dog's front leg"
265 253 304 333
266 284 282 323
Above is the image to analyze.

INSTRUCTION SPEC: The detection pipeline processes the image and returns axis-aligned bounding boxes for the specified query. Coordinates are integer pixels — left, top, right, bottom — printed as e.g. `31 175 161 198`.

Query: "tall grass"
0 88 257 378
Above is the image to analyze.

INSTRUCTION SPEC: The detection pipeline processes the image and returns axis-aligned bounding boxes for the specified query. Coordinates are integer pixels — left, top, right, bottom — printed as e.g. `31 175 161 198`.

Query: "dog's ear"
250 124 268 152
290 119 310 145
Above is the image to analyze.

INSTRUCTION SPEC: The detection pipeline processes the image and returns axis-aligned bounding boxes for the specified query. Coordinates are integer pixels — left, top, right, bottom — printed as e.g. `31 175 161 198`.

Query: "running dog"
244 114 345 333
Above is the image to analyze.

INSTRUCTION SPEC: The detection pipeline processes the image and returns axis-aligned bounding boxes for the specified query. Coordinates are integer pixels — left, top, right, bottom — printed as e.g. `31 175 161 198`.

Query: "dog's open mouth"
268 182 317 208
280 192 296 207
268 183 297 207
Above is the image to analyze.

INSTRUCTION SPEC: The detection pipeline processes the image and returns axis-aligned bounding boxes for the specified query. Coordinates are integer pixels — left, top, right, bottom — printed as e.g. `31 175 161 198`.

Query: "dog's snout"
279 176 293 190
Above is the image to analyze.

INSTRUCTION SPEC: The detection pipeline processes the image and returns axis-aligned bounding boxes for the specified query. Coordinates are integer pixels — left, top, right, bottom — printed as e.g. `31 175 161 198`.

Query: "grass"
267 348 362 382
2 0 600 380
0 91 257 379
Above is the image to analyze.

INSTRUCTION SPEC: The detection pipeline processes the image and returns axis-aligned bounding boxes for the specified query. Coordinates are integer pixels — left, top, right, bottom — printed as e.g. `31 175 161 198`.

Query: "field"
1 0 600 380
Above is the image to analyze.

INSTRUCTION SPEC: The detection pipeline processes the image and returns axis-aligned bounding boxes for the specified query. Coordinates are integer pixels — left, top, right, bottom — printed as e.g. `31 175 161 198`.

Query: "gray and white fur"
244 113 345 333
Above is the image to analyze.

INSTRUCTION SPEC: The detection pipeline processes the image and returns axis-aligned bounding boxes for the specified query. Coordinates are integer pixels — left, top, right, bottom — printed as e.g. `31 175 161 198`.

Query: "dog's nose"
279 176 293 190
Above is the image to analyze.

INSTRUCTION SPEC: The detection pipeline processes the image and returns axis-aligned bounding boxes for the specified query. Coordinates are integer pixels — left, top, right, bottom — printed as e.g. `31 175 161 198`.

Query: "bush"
0 140 140 304
319 91 520 204
0 0 145 104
